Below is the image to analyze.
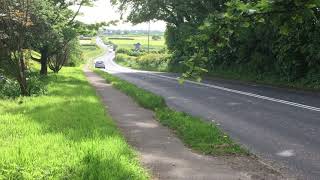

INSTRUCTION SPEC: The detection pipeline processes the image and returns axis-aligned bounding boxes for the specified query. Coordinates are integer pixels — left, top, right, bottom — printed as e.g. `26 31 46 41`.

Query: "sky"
73 0 167 31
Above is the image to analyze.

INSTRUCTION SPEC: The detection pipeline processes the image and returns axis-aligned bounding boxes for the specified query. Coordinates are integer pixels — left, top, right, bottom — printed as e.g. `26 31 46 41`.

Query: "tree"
113 0 320 85
29 0 92 76
0 0 36 95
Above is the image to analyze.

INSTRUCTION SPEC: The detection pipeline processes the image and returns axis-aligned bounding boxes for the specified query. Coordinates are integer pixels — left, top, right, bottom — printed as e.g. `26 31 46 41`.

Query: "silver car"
95 61 105 69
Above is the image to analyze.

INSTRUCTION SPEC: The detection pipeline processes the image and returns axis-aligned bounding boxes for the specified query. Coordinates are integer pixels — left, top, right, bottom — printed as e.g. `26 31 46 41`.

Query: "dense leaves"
113 0 320 87
0 0 97 96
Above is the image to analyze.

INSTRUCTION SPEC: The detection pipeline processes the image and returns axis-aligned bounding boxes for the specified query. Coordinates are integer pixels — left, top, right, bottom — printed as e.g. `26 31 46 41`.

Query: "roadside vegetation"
102 35 165 51
110 0 320 91
0 42 149 179
0 0 104 98
80 39 105 65
94 70 248 155
116 51 170 72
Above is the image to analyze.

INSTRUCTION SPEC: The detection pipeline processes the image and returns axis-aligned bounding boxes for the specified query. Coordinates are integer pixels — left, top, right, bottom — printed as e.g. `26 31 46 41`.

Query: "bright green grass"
104 35 165 51
94 70 248 156
81 45 105 63
0 67 149 179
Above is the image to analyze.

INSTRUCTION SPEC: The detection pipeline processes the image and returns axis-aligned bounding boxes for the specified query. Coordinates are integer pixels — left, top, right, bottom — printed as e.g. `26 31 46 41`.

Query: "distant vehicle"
95 61 105 69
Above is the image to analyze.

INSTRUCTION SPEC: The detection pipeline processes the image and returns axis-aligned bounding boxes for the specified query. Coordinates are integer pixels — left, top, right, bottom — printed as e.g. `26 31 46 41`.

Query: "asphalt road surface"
95 38 320 179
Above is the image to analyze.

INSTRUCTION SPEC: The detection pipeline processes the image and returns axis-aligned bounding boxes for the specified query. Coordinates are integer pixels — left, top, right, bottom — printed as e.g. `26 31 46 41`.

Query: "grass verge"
94 70 248 155
81 44 105 63
0 67 149 179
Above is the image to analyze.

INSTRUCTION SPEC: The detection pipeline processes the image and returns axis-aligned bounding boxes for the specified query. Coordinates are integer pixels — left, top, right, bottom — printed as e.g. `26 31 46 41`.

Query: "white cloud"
72 0 166 31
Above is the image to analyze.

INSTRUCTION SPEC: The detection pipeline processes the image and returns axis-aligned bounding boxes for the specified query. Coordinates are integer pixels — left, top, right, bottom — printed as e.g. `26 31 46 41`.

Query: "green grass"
94 70 248 155
103 35 165 51
81 45 105 62
0 68 149 179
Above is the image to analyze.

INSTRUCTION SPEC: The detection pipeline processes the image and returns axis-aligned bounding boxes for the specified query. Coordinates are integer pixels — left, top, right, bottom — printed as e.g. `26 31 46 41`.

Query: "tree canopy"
112 0 320 85
0 0 98 96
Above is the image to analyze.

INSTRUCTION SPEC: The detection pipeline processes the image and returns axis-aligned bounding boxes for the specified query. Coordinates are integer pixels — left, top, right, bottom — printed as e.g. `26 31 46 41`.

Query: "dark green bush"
116 48 144 57
115 53 170 72
0 78 21 99
0 71 46 99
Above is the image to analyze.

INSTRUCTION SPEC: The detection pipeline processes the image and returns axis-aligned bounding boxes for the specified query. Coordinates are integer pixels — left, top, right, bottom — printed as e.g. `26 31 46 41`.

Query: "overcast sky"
73 0 166 31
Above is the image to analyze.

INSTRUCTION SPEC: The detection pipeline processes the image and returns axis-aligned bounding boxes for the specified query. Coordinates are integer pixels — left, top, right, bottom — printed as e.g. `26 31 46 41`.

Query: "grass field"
103 35 166 51
0 47 149 179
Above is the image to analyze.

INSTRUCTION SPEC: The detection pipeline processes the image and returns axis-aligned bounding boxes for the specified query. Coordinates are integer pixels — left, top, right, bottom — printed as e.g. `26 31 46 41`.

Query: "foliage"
0 0 96 96
116 48 144 57
0 67 149 179
152 35 161 40
94 70 248 155
0 68 47 99
0 78 21 99
113 0 320 89
116 53 170 72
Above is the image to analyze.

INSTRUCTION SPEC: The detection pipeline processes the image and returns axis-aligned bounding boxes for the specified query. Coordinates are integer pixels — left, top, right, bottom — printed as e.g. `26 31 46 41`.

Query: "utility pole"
148 21 150 53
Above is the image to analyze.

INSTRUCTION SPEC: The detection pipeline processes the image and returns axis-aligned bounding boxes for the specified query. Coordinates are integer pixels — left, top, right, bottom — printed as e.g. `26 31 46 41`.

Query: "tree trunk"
17 52 29 96
40 48 49 75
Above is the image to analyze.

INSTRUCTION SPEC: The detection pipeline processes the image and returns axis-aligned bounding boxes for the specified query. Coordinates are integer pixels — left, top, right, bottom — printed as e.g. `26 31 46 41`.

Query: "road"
95 38 320 179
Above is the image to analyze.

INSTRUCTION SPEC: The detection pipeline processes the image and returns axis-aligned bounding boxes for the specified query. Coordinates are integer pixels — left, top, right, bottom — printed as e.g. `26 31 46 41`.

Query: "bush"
0 71 46 99
152 35 161 40
116 48 131 54
115 53 170 72
116 48 144 57
65 39 84 67
0 78 21 99
27 72 47 96
136 53 170 71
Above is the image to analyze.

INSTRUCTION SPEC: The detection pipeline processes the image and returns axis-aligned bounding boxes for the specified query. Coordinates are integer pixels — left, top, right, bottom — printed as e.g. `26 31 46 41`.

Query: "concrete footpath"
84 67 285 180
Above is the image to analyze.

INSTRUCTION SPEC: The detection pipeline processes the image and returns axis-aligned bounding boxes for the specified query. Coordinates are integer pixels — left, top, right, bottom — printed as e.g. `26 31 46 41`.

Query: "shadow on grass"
0 68 148 179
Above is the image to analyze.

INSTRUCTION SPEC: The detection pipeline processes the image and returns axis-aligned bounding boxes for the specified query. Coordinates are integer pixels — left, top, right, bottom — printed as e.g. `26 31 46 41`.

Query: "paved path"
84 67 284 180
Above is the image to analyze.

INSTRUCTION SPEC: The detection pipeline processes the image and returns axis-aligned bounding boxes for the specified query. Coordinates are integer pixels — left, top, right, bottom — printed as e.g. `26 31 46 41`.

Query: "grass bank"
0 68 148 178
94 70 248 155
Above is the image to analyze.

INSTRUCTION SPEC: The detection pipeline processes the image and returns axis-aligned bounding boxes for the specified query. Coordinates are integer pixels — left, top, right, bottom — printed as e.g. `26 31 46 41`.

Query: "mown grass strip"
0 67 149 179
94 70 248 155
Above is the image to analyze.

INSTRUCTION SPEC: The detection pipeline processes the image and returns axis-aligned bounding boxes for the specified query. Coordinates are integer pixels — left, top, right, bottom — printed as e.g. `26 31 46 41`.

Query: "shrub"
116 48 144 57
136 53 170 71
0 78 21 99
0 71 46 99
116 48 131 54
152 35 161 40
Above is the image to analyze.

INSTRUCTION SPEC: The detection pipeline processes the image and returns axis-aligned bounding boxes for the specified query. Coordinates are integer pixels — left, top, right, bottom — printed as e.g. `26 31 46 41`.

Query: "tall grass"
0 67 149 179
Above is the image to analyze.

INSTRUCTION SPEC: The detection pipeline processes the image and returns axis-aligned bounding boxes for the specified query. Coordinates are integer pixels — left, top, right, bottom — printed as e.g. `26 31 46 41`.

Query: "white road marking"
276 150 295 157
143 72 320 112
97 38 320 112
